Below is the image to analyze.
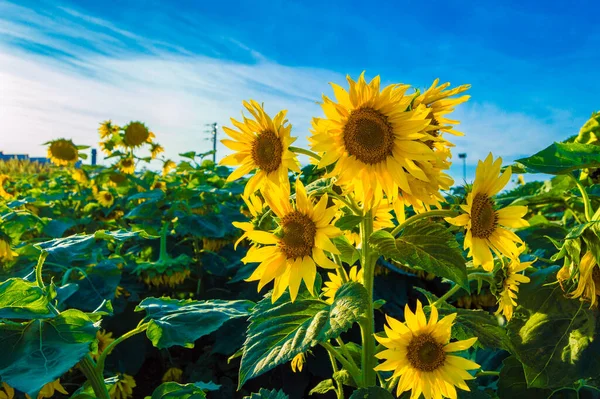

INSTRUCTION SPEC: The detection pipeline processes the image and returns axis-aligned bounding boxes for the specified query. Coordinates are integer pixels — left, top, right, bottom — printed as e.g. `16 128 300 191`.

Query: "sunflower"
495 258 532 321
375 301 480 399
100 138 118 155
47 139 79 166
123 122 153 147
162 159 176 176
220 100 300 196
162 367 183 383
151 180 166 191
99 120 120 139
309 73 435 207
233 194 265 249
150 143 164 159
559 251 600 307
242 179 341 302
95 191 115 208
322 266 364 304
71 168 89 184
446 154 529 271
0 231 17 262
109 373 136 399
25 379 68 399
0 382 13 399
0 174 13 199
290 352 306 373
92 329 115 360
118 157 135 175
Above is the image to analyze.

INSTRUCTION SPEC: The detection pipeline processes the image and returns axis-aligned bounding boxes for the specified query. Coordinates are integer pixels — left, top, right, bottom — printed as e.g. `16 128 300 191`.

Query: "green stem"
391 209 459 237
289 146 321 161
359 210 377 387
96 323 149 374
326 348 345 399
328 193 361 215
333 255 349 284
321 342 362 384
158 221 170 262
476 371 500 377
35 251 48 289
432 284 462 307
79 355 110 399
573 178 593 222
335 337 358 371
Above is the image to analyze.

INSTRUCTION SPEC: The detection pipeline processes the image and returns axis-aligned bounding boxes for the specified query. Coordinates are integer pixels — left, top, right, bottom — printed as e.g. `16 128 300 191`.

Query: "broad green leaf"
42 218 78 238
63 260 121 312
333 236 360 265
335 214 363 230
515 142 600 174
136 298 254 349
497 356 553 399
369 221 469 290
0 309 98 394
243 388 289 399
507 266 600 389
239 282 368 388
348 386 394 398
0 278 53 319
309 379 336 395
150 382 207 399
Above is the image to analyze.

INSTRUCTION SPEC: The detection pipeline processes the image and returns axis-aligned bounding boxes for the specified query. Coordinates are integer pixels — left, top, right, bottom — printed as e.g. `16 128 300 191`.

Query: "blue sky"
0 0 598 182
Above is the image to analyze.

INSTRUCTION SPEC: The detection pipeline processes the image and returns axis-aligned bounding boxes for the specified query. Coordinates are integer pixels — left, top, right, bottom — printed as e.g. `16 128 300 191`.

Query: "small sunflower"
151 180 166 191
559 251 600 307
71 168 89 184
495 258 532 321
322 266 364 304
0 231 17 262
242 179 342 302
220 100 300 196
446 154 529 271
25 379 68 399
0 174 13 199
123 121 152 147
47 139 79 166
290 352 306 373
93 329 115 360
162 159 176 176
99 120 120 139
162 367 183 383
118 157 136 175
109 373 136 399
310 73 435 207
150 143 164 159
375 301 480 399
95 191 115 208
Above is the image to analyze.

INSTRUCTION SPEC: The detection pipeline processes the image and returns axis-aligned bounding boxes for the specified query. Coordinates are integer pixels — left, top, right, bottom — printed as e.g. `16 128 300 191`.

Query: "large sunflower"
446 154 528 271
309 73 435 207
242 179 341 302
123 121 154 148
375 301 480 399
47 139 79 166
495 258 532 321
220 100 300 196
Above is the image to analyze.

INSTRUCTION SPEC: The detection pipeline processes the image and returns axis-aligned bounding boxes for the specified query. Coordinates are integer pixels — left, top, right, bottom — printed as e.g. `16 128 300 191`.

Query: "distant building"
0 151 90 167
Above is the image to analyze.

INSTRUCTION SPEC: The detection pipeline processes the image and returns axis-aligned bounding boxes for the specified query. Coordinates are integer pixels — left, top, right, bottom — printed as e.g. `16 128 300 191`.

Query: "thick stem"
96 323 149 374
35 251 48 289
79 355 110 399
359 210 377 387
390 209 459 237
289 146 321 162
432 284 462 307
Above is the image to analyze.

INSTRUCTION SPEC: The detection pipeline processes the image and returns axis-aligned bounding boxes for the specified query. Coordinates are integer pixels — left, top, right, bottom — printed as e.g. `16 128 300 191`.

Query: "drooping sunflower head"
446 153 529 271
47 139 79 166
0 230 17 262
322 266 364 304
375 301 480 399
310 73 435 207
123 121 151 147
150 143 164 159
220 100 300 196
0 174 13 199
95 191 115 208
162 159 176 176
92 329 115 360
242 179 342 302
99 120 120 139
118 157 136 175
494 257 532 321
108 373 136 399
559 250 600 307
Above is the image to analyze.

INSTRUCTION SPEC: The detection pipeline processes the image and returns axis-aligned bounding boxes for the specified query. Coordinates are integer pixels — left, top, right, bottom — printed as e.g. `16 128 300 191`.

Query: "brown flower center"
50 140 78 161
280 211 316 259
124 122 150 147
343 107 394 165
471 193 498 239
251 130 283 173
407 333 446 372
104 193 113 202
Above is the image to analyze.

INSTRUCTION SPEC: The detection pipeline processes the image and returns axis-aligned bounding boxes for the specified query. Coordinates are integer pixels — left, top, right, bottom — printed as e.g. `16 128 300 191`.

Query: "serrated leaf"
333 236 360 265
507 266 600 389
136 298 253 349
0 309 98 394
348 386 394 399
309 379 336 395
239 282 368 388
150 382 208 399
0 278 54 319
515 142 600 174
370 221 469 290
243 388 289 399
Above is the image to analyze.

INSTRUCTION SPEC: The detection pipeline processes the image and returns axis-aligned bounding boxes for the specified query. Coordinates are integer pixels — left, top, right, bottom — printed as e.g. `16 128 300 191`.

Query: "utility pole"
204 122 218 163
458 153 467 181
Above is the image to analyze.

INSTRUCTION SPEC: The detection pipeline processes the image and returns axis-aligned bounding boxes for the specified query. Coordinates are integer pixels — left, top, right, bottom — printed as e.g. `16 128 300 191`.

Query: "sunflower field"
1 75 599 399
